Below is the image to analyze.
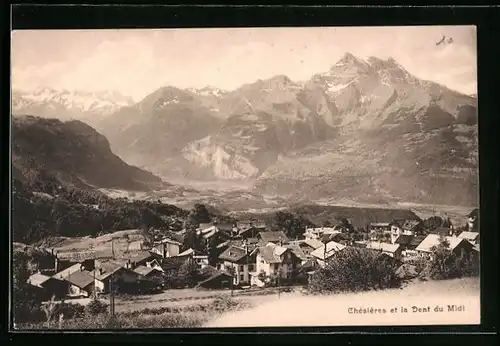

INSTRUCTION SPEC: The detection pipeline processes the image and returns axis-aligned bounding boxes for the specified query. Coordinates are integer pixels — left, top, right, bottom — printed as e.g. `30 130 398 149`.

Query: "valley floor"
205 277 480 327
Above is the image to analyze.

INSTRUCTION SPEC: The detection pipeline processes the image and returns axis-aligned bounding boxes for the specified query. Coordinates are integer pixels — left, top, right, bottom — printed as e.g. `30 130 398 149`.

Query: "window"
248 264 254 271
274 263 279 270
239 265 244 272
239 273 245 282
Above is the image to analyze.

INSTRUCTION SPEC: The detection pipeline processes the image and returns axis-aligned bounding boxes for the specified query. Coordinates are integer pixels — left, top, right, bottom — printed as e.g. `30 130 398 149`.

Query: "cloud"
11 26 477 98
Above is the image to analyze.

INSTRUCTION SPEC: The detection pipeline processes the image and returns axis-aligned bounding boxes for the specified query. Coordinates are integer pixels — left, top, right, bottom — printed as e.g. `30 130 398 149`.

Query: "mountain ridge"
12 115 165 192
11 52 478 206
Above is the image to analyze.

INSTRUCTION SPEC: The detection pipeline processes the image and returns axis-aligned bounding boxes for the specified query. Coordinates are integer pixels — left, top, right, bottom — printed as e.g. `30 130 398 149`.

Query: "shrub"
428 238 480 280
85 298 109 316
308 247 403 294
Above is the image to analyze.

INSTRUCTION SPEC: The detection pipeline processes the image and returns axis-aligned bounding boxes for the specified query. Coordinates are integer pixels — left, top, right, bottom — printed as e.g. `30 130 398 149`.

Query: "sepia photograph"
10 25 479 330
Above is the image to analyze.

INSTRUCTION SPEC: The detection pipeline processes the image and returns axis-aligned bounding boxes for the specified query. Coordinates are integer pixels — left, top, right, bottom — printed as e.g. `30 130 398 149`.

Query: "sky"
11 26 477 101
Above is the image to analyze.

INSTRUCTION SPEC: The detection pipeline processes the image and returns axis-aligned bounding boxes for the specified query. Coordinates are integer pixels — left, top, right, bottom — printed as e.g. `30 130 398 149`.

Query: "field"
65 286 299 313
206 277 480 327
38 229 145 257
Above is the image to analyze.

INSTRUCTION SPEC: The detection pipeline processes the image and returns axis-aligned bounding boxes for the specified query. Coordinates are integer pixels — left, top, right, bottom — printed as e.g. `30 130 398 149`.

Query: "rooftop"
416 234 467 253
256 245 290 264
53 263 83 280
258 231 290 244
219 245 249 263
133 265 161 276
310 241 346 260
65 270 94 289
303 239 324 250
28 273 52 287
365 242 401 253
458 231 480 241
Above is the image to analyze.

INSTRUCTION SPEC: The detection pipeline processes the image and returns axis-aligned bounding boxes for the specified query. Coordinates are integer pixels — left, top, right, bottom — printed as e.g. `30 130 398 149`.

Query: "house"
176 248 209 269
365 241 403 261
310 241 347 267
458 231 480 245
428 227 455 237
327 232 352 245
133 265 164 286
467 209 479 230
304 227 342 241
92 261 141 294
415 234 475 260
251 244 301 283
288 238 323 257
150 238 182 258
27 272 69 300
284 244 309 264
124 251 162 269
238 225 266 239
196 266 234 290
257 231 290 245
218 245 256 286
390 219 423 244
53 263 84 280
394 234 426 261
368 222 391 233
161 256 190 285
64 269 95 298
53 250 112 274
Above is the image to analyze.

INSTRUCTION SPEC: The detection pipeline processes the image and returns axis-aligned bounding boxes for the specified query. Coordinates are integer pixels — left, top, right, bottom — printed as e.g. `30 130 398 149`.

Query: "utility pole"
277 240 282 299
109 238 116 319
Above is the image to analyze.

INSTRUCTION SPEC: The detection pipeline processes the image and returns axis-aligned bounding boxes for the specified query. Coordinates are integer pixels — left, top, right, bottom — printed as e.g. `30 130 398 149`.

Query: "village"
24 208 480 304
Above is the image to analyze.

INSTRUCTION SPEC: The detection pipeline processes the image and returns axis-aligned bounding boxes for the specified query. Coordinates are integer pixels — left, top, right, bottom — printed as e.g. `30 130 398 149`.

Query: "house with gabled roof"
65 270 95 298
28 272 68 300
133 265 164 285
237 224 266 239
310 241 347 267
415 234 475 260
150 237 182 258
250 243 301 283
288 239 323 258
365 241 403 261
196 265 234 290
393 234 426 261
257 231 290 245
176 248 209 269
218 245 256 286
390 219 423 244
304 227 342 241
458 231 480 245
92 260 141 294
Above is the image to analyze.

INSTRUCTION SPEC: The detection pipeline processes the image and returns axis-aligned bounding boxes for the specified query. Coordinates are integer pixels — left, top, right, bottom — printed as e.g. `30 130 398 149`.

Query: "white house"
457 231 480 245
218 245 255 286
415 234 475 260
309 241 347 268
304 227 342 241
250 244 301 284
390 219 422 244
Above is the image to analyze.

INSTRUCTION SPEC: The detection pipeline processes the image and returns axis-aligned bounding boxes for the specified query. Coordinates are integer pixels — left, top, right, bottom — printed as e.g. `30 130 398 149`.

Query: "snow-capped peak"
12 87 135 117
187 85 227 98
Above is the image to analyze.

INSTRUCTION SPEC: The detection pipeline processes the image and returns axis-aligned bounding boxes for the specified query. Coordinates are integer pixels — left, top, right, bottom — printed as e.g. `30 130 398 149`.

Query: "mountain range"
12 87 134 127
11 52 479 207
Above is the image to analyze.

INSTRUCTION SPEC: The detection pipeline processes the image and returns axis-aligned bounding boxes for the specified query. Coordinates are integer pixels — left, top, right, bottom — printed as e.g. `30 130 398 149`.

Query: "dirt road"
205 278 480 327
